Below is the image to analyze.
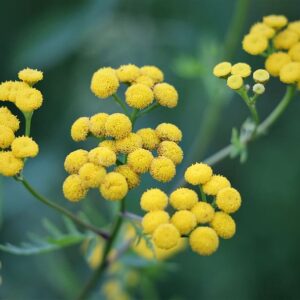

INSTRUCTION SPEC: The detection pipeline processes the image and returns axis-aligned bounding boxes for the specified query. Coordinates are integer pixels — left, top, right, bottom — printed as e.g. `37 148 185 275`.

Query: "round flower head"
134 75 155 88
250 22 275 39
63 174 87 202
153 224 180 250
227 75 243 90
184 163 213 185
0 151 24 176
89 113 109 137
265 52 291 76
99 172 128 201
98 140 117 153
263 15 288 29
127 148 153 173
18 68 43 85
15 87 43 112
155 123 182 143
242 33 268 55
253 69 270 83
105 113 132 139
288 21 300 36
0 81 29 102
157 141 183 165
88 147 116 167
191 202 215 224
140 188 168 211
140 66 164 83
150 156 176 182
210 212 236 239
142 210 170 234
64 149 89 174
115 165 140 189
288 43 300 62
169 187 198 210
125 84 154 109
274 30 299 50
0 107 20 132
153 83 178 108
116 64 140 83
115 133 142 154
231 63 251 78
279 62 300 84
216 187 241 214
79 162 106 188
90 67 119 99
71 117 90 142
171 210 197 235
11 136 39 158
136 128 160 150
213 62 232 77
0 125 15 149
189 227 219 256
202 175 231 196
253 83 265 95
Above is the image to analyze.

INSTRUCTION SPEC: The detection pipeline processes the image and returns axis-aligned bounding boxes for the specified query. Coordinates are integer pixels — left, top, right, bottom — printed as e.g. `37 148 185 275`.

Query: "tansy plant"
0 14 300 300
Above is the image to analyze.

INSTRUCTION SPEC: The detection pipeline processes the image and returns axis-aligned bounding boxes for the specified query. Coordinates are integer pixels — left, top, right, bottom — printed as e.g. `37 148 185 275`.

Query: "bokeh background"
1 0 300 299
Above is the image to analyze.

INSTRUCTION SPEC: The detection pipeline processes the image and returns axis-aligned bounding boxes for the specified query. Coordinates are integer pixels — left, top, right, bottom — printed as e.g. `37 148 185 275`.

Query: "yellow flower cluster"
140 162 241 256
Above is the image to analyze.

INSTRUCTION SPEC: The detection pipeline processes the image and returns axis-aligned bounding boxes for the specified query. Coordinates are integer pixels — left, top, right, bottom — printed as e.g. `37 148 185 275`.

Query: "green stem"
23 111 33 136
77 198 126 300
130 108 139 126
112 94 129 115
16 176 109 239
137 102 159 118
199 185 207 202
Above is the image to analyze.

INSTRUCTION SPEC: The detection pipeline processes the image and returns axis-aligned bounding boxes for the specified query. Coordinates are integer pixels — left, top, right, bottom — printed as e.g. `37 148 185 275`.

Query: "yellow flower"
71 117 90 142
189 227 219 256
87 241 103 269
253 69 270 83
140 188 168 211
64 149 89 174
250 22 275 39
134 75 155 88
231 63 252 78
136 128 160 150
127 148 153 173
171 210 197 235
115 133 142 154
125 83 154 109
98 140 117 153
140 66 164 83
210 212 236 239
18 68 43 85
116 64 140 83
105 113 132 139
62 174 87 202
213 62 232 77
89 113 109 137
184 163 213 185
99 172 128 201
265 52 291 76
169 187 198 210
0 107 19 132
216 187 241 214
242 33 268 55
253 83 265 95
157 141 183 165
88 147 116 167
90 67 119 99
191 202 215 224
227 75 243 90
288 42 300 62
263 15 288 29
288 21 300 36
0 125 15 149
115 165 140 189
279 62 300 84
150 156 176 182
0 151 24 176
11 136 39 158
274 30 299 50
153 224 180 250
155 123 182 143
78 163 106 188
153 83 178 108
0 81 29 102
142 210 170 234
15 87 43 112
202 174 231 196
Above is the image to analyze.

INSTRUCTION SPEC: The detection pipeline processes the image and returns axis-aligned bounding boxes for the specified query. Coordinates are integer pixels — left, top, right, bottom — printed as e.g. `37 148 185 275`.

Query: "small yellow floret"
136 128 160 150
140 188 168 211
134 75 155 88
64 149 89 174
98 140 117 153
71 117 90 142
250 22 275 39
265 52 291 76
125 84 154 109
288 21 300 36
127 148 153 173
11 136 39 158
115 133 142 154
89 113 109 137
150 156 176 182
253 83 265 95
210 212 236 239
0 107 20 132
227 75 243 90
157 141 183 165
202 175 231 196
242 33 268 55
155 123 182 143
152 224 180 250
0 151 24 176
189 227 219 256
140 66 164 83
115 165 140 189
288 43 300 62
116 64 140 82
231 63 251 78
274 30 299 50
0 125 15 149
191 202 215 224
171 210 197 235
153 83 178 108
279 62 300 84
90 67 119 99
216 187 241 214
99 172 128 201
253 69 270 83
18 68 43 85
105 113 132 139
0 81 29 102
63 174 87 202
79 163 106 188
15 87 43 112
169 187 198 210
184 163 213 185
263 15 288 29
213 62 232 77
142 210 170 234
88 147 116 167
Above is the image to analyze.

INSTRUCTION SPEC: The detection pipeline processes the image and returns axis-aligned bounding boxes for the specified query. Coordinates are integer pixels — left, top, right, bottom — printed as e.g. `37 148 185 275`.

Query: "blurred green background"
1 0 300 299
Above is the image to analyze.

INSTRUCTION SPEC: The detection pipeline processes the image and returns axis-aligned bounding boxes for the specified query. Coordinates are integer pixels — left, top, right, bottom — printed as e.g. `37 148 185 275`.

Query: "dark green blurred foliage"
1 0 300 299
